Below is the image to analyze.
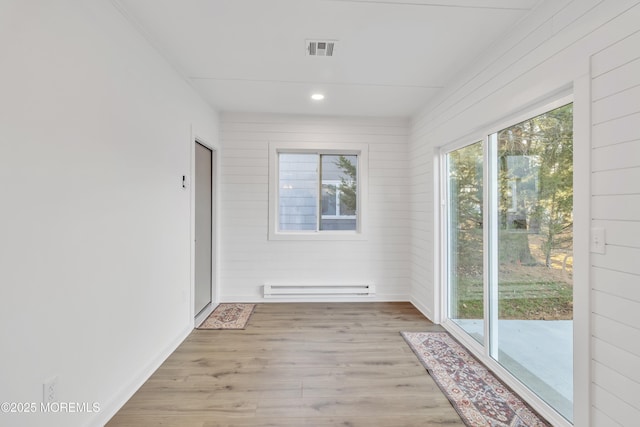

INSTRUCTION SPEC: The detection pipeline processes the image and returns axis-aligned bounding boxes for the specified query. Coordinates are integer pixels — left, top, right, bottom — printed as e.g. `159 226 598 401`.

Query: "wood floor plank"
107 302 464 426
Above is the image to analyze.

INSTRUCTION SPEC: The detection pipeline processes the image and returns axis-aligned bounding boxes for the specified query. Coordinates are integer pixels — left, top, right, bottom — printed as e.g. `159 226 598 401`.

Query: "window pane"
320 155 357 230
321 183 337 215
339 187 356 216
278 153 318 231
447 142 484 344
494 103 573 421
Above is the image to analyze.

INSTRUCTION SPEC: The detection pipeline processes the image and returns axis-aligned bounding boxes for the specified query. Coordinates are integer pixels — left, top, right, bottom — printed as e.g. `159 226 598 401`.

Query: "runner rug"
197 303 255 330
401 331 551 427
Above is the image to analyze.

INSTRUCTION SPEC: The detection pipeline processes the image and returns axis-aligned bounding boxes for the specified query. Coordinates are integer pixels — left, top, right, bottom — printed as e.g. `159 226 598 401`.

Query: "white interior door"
194 142 214 318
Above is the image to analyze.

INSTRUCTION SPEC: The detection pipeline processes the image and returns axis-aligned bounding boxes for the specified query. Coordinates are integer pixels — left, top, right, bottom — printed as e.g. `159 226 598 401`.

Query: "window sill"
268 230 366 241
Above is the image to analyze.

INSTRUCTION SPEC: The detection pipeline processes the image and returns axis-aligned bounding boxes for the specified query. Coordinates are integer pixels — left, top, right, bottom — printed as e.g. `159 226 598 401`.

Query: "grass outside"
455 277 573 320
453 232 573 320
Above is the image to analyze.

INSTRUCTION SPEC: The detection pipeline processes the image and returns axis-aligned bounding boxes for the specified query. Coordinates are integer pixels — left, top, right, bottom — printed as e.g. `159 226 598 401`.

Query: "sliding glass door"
446 141 485 344
443 102 574 422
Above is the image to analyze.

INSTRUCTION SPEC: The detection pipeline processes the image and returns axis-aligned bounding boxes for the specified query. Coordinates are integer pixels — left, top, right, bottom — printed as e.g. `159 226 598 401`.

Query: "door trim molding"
190 125 220 328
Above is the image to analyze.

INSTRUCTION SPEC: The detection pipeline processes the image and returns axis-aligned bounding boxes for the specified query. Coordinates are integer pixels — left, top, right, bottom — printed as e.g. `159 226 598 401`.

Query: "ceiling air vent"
306 40 336 57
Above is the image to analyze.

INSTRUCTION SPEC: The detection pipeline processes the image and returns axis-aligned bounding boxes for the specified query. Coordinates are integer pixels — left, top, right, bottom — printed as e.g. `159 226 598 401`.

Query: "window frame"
268 142 368 241
437 93 576 427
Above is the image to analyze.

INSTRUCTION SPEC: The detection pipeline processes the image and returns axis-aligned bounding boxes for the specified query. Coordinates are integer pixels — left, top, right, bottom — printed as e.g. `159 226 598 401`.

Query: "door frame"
190 126 220 327
436 91 584 427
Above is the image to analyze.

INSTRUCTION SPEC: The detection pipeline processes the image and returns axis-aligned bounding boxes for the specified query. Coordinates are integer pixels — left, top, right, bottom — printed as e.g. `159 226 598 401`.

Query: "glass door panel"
493 103 574 421
447 141 484 344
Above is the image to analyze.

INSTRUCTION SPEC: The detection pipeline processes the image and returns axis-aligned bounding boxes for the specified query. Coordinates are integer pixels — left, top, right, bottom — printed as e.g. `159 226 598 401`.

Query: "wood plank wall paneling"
220 114 411 302
409 0 640 424
590 25 640 424
408 131 435 318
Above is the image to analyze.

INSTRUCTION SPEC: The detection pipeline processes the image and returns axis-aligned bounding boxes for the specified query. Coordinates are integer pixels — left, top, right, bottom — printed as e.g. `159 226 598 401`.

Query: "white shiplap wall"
409 0 640 425
590 29 640 427
220 113 410 301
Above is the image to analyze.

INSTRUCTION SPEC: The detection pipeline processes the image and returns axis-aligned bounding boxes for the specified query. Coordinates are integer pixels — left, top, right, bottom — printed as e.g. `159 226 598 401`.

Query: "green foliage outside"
451 104 574 320
336 155 357 215
497 104 574 268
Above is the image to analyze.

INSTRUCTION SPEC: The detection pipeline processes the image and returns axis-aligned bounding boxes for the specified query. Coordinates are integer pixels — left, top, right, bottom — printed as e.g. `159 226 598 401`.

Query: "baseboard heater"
263 284 375 298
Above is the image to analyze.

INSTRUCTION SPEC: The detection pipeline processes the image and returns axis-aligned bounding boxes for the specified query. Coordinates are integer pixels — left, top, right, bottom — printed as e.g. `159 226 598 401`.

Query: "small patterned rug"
401 331 551 427
197 303 255 330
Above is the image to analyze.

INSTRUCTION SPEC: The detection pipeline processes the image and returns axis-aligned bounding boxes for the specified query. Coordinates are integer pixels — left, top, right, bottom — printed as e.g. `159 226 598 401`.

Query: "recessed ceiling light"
311 93 325 101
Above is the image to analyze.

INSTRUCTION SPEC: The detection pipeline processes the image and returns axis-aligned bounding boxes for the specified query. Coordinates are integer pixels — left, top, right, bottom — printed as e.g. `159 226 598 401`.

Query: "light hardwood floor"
107 302 465 426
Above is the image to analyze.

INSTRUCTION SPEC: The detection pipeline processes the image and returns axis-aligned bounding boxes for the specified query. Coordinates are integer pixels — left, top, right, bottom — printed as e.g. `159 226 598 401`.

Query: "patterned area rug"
402 331 551 427
197 303 255 330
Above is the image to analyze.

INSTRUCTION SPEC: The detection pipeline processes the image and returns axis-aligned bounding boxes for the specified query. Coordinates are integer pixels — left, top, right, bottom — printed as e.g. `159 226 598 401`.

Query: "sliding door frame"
438 92 577 427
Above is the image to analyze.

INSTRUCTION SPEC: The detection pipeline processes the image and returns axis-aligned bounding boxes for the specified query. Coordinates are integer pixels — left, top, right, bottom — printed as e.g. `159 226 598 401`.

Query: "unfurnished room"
1 1 640 426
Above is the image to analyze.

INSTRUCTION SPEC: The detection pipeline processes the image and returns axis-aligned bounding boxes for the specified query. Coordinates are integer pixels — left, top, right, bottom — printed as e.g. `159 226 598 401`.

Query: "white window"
269 143 368 240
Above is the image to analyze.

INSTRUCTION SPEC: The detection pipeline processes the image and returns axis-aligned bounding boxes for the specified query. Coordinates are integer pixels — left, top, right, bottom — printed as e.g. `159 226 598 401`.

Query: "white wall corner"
91 325 192 427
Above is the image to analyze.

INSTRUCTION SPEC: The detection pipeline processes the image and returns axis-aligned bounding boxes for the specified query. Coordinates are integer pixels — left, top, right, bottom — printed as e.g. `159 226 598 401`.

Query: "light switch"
590 227 606 254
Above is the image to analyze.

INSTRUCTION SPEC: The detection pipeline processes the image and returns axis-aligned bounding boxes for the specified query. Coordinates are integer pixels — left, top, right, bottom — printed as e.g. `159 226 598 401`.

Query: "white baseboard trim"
410 296 435 323
88 325 192 427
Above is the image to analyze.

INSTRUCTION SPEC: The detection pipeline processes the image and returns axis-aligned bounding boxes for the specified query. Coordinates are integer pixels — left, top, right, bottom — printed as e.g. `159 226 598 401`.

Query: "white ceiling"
114 0 540 117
